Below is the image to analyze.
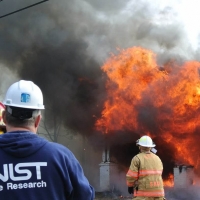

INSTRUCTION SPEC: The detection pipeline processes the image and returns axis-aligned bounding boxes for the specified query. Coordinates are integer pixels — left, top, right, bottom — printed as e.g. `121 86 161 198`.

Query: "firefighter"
126 135 165 200
0 80 95 200
0 102 6 134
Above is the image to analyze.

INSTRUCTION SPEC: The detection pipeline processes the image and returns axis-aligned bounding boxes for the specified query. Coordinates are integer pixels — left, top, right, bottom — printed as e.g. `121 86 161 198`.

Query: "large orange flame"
164 173 174 187
95 46 200 170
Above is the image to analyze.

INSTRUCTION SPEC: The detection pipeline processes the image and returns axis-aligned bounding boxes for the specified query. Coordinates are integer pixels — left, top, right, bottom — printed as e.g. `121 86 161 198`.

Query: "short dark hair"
5 108 41 128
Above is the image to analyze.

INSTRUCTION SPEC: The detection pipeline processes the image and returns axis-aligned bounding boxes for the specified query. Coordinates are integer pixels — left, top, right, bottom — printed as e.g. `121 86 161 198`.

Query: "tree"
38 108 73 143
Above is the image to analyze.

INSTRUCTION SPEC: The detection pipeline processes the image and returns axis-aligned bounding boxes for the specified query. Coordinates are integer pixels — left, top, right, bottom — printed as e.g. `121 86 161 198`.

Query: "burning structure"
94 46 200 193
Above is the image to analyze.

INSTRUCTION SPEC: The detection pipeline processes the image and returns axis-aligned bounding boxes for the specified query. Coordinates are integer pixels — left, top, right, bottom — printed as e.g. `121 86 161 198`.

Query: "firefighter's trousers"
133 197 165 200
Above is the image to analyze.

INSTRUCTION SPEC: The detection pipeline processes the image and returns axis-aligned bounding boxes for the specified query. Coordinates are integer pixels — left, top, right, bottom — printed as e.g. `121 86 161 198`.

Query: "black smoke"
18 41 106 135
0 0 194 134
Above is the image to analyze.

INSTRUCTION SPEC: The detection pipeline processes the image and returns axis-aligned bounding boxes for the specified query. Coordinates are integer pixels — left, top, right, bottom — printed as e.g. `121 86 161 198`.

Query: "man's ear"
35 115 41 128
2 110 7 125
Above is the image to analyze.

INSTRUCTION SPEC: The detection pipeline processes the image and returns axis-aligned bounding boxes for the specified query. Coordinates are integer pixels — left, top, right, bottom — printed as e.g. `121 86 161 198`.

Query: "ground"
94 192 132 200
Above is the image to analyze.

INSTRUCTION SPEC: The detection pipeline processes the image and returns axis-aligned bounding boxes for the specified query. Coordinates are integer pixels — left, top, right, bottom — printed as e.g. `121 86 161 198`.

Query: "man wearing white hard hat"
0 80 95 200
126 135 165 200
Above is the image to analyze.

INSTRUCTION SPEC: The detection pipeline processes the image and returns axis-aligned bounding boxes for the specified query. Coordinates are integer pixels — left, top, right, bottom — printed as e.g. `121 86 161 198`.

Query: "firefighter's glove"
128 187 133 194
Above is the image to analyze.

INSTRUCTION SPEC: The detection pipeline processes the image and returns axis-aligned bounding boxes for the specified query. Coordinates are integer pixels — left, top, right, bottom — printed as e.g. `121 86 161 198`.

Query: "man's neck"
141 150 151 153
6 126 36 133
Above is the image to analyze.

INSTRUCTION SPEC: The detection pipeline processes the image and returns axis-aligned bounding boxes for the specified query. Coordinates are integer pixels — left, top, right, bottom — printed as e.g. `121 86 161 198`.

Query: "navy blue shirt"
0 131 95 200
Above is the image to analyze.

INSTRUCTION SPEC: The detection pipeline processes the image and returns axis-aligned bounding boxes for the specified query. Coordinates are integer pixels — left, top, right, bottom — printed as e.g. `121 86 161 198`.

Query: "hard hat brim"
138 143 156 147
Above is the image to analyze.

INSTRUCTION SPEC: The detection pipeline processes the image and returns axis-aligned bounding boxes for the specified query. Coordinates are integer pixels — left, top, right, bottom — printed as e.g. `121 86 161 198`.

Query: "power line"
0 0 49 19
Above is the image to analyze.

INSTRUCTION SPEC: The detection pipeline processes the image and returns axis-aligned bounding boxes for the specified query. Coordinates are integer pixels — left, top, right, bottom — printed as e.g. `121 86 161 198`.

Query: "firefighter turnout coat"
126 152 164 197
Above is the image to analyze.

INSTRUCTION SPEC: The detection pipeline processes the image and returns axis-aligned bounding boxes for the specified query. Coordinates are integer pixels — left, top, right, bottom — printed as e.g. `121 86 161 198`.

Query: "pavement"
94 192 133 199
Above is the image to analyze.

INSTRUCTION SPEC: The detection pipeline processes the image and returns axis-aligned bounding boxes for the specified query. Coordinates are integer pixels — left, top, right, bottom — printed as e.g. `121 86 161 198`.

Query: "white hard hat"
3 80 45 109
136 135 155 147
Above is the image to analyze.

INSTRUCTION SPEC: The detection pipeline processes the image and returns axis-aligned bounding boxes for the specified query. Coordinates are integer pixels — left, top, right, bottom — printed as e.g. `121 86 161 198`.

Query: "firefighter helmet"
3 80 45 109
136 135 155 147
